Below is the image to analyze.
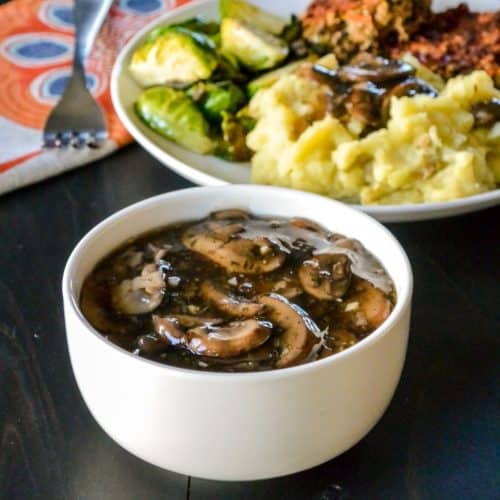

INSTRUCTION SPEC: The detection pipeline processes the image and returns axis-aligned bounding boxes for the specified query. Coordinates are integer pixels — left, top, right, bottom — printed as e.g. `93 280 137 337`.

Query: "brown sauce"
80 210 395 372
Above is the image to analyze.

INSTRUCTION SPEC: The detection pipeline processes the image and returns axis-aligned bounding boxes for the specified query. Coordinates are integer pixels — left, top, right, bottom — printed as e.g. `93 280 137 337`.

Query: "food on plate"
298 54 439 130
218 111 254 161
80 210 395 372
126 0 499 205
220 17 289 71
129 25 219 87
129 0 305 160
135 86 215 154
247 57 315 96
186 81 246 122
219 0 287 34
301 0 431 62
301 2 500 85
247 66 500 204
389 5 500 85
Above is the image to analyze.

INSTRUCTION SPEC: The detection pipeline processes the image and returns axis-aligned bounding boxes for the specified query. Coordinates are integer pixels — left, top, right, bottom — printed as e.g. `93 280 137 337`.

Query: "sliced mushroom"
111 263 165 315
152 315 186 346
345 81 385 126
471 98 500 128
338 56 415 83
209 222 245 242
334 237 361 251
350 281 392 330
211 209 250 220
186 319 272 358
182 222 285 274
197 342 276 369
272 277 303 299
381 77 438 121
200 281 264 318
258 294 321 368
290 217 325 233
310 64 348 89
169 314 224 329
136 333 168 355
298 254 352 301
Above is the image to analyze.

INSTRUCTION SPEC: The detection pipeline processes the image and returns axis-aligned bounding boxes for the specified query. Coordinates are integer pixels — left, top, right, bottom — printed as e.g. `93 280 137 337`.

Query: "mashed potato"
247 69 500 204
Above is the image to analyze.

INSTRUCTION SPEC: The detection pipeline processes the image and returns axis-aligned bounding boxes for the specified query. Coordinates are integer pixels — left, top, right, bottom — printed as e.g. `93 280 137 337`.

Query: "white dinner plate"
111 0 500 222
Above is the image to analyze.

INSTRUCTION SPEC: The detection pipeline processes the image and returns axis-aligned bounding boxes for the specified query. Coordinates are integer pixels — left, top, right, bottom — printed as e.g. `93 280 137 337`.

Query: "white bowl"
62 185 413 480
110 0 500 223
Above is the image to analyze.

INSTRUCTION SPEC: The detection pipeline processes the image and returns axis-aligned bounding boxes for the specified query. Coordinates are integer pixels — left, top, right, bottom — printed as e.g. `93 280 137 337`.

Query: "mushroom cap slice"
258 294 321 368
182 222 285 274
136 333 168 355
298 254 352 301
211 209 249 220
290 217 326 234
152 315 186 346
186 319 272 358
350 282 392 330
345 81 385 126
169 314 224 329
197 343 276 370
111 263 165 315
272 277 303 299
471 98 500 128
338 57 415 83
200 281 264 318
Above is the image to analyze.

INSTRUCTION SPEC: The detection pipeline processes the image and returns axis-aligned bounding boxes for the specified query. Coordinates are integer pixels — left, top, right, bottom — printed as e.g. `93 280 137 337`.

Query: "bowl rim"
110 0 500 223
62 185 413 381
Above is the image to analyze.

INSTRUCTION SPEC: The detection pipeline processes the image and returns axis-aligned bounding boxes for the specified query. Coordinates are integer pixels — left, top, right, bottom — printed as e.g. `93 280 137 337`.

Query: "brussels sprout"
147 17 219 41
247 57 316 96
129 27 218 87
135 87 214 154
187 82 247 122
147 17 220 47
174 17 220 37
221 18 288 71
219 0 287 35
216 111 253 162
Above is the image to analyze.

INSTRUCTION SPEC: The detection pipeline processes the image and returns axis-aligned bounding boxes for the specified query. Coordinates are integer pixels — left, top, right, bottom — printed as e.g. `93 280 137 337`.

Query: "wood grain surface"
0 143 499 500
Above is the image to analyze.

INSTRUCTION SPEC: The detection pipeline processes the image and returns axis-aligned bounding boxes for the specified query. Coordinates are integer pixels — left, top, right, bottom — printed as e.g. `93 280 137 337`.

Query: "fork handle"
73 0 113 66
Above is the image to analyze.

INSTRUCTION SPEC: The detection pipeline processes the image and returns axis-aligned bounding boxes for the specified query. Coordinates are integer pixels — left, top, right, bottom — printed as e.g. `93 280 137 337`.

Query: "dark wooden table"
1 145 499 500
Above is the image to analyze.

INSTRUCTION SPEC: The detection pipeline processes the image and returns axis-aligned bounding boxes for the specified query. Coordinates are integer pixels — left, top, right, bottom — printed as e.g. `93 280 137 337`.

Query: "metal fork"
43 0 113 148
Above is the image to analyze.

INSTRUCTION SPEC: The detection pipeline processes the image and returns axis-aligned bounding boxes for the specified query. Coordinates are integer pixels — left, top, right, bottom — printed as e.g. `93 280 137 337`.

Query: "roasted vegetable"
173 17 219 37
221 18 288 71
216 112 253 161
212 52 247 82
219 0 287 35
135 87 214 154
129 27 218 87
187 82 247 122
147 17 220 41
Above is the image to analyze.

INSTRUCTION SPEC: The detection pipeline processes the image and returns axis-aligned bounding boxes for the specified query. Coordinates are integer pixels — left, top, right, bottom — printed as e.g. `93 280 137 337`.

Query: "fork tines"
43 129 108 149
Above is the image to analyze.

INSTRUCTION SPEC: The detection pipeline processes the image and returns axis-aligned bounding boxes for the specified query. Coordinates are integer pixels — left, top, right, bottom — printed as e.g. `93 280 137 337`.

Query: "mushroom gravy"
80 210 395 372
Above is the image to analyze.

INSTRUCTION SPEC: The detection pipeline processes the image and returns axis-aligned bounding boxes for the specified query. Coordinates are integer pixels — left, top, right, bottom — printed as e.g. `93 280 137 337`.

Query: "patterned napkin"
0 0 190 195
